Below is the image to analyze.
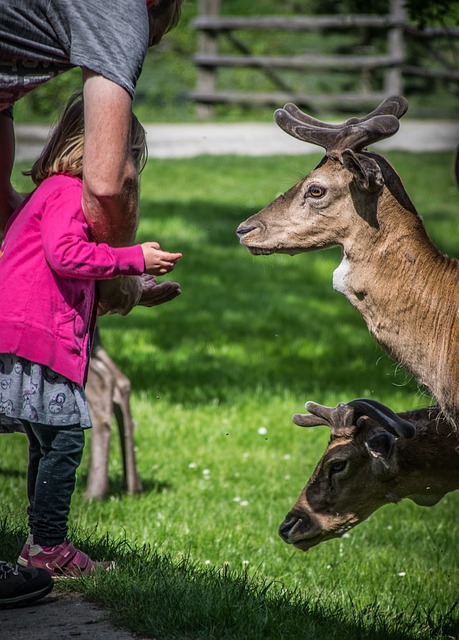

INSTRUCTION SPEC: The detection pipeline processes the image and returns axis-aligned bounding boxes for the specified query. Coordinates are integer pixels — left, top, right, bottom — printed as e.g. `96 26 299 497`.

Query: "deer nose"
278 516 300 543
236 223 257 239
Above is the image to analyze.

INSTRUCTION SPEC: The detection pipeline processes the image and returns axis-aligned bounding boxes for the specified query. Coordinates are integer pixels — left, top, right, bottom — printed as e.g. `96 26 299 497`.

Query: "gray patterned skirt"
0 354 92 433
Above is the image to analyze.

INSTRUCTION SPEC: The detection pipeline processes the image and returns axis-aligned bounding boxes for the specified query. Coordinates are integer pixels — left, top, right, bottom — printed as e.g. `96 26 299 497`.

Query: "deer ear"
341 149 384 193
365 431 397 479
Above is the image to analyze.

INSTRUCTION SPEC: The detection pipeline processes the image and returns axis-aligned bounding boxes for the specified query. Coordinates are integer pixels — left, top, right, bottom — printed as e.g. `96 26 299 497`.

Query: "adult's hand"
97 277 142 316
97 274 181 316
137 274 182 307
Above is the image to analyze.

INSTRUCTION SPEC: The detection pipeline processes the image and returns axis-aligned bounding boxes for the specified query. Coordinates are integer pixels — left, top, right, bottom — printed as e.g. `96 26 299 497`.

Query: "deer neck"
333 191 459 421
394 421 459 505
334 194 447 322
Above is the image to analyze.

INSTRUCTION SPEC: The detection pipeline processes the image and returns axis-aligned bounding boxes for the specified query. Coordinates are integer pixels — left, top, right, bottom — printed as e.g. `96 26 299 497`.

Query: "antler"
293 401 355 429
274 95 408 153
293 397 416 439
348 398 416 438
282 95 408 128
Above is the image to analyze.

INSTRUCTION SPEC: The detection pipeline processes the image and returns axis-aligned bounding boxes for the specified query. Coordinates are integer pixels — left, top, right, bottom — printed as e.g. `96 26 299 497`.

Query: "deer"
236 96 459 429
278 398 459 552
84 327 143 499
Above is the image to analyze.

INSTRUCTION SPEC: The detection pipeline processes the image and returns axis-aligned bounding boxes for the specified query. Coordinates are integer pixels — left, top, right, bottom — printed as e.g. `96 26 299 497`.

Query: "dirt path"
15 120 459 162
1 591 150 640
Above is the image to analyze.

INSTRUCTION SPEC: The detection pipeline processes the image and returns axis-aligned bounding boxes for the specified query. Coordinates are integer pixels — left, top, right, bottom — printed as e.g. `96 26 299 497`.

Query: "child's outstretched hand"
141 242 182 276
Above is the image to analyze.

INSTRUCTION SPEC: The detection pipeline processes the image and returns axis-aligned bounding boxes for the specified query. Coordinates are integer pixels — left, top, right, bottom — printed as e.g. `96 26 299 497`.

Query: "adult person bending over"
0 0 183 603
0 0 183 315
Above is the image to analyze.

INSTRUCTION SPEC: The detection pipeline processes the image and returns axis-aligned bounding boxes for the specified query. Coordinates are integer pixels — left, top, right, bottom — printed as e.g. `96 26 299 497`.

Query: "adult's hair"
148 0 184 46
26 92 147 186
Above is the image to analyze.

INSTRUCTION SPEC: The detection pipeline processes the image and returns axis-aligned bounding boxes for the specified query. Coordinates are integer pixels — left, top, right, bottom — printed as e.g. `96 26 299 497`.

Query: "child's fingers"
141 243 183 275
158 251 182 262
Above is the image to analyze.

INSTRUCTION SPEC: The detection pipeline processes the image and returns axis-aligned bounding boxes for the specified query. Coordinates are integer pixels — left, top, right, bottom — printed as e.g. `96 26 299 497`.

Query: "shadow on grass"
0 466 26 480
77 543 452 640
1 512 455 640
78 470 173 499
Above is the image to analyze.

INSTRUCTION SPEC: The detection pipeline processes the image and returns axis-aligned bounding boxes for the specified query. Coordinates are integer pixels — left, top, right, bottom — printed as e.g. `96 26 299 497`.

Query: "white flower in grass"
240 500 249 507
398 571 407 577
188 462 197 469
258 427 267 435
233 496 241 503
205 559 211 565
202 468 210 478
242 560 249 566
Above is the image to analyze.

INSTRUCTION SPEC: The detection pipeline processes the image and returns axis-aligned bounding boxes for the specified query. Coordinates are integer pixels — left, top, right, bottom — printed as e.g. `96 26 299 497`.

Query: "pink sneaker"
17 534 33 568
26 540 114 578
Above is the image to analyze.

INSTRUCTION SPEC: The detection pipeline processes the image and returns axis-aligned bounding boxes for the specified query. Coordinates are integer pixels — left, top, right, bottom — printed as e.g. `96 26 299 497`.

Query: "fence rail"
192 15 405 30
191 0 459 116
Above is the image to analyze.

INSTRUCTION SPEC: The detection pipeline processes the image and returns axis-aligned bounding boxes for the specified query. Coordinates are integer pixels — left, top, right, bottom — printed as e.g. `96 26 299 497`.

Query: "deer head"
236 96 412 256
279 398 417 552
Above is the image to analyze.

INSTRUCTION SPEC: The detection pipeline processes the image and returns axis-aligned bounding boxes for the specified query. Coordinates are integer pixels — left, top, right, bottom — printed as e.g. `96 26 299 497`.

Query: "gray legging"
22 421 85 547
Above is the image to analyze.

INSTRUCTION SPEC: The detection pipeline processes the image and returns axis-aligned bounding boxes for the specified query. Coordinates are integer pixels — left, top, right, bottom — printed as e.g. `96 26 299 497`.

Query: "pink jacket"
0 174 145 385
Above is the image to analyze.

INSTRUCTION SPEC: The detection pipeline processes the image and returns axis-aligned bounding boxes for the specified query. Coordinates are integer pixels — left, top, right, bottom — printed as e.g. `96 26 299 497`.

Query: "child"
0 92 182 577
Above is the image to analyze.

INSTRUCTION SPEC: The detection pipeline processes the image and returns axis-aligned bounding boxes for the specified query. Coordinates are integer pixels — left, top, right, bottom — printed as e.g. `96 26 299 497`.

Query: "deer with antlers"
278 398 459 551
237 96 459 428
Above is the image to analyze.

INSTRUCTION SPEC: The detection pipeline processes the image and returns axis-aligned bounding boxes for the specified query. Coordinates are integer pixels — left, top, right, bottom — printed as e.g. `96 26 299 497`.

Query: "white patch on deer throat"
333 255 350 295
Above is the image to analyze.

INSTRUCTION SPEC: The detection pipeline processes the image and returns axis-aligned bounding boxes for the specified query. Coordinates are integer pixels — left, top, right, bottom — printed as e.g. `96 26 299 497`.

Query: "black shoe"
0 560 54 609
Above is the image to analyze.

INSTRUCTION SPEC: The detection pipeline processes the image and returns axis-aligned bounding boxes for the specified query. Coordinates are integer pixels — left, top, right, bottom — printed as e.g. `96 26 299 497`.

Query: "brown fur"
237 154 459 427
279 405 459 551
85 332 143 499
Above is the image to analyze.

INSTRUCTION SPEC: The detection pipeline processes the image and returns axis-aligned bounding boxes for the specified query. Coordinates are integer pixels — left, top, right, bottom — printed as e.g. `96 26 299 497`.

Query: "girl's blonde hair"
26 92 147 186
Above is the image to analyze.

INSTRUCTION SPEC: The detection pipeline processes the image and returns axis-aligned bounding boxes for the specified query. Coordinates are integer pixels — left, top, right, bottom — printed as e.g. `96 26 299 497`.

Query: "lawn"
1 150 458 639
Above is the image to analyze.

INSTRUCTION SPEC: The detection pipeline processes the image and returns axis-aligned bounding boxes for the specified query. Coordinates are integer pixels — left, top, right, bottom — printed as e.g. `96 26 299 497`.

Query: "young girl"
0 92 182 577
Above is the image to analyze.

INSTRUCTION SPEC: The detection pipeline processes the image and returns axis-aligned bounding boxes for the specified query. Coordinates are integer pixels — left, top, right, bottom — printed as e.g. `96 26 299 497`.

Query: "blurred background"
13 0 459 125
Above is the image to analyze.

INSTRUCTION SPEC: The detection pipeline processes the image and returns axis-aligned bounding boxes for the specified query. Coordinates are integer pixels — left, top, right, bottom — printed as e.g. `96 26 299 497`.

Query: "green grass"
2 151 458 639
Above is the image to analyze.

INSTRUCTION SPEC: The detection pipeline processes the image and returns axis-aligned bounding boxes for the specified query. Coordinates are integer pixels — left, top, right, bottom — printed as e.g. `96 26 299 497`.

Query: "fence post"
196 0 221 118
385 0 406 96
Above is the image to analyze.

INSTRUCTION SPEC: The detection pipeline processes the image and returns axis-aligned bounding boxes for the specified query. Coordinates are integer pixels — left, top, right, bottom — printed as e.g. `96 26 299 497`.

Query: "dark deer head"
279 398 417 551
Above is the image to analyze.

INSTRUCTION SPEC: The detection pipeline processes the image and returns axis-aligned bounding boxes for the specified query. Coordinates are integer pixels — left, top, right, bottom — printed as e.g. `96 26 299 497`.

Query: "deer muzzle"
236 222 276 255
278 511 322 550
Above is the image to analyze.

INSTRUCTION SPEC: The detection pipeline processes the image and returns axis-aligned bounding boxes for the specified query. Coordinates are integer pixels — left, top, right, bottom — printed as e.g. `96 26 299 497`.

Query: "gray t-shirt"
0 0 149 111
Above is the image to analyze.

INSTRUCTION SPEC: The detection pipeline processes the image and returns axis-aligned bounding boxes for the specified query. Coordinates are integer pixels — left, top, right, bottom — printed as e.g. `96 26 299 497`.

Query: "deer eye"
307 184 326 199
329 460 347 476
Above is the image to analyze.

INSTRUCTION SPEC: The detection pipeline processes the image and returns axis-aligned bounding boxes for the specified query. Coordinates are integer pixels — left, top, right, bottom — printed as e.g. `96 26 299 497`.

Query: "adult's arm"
0 112 24 239
82 69 149 313
81 71 182 313
81 69 139 246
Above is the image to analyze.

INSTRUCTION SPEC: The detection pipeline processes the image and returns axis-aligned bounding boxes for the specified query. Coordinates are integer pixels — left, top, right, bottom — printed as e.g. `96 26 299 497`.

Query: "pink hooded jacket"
0 174 145 385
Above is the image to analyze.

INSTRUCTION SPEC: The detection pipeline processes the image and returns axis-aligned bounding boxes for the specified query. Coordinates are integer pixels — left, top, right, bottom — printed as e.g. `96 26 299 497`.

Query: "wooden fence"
191 0 459 116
